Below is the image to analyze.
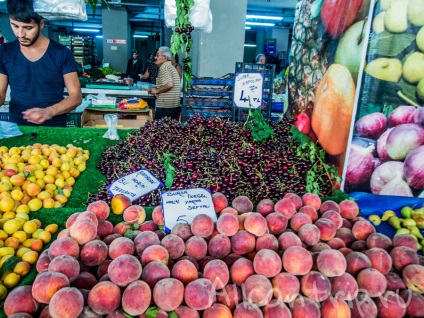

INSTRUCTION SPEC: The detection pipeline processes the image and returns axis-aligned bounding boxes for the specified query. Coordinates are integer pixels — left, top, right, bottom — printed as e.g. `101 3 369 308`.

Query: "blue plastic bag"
0 121 23 140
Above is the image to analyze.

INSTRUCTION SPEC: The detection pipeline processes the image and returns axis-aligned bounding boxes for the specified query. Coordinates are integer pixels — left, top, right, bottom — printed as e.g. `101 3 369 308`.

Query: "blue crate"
0 112 9 122
271 102 284 112
0 112 81 126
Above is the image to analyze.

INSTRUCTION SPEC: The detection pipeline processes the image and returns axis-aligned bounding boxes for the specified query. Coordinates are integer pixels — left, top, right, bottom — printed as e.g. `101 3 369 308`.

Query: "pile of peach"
3 192 424 318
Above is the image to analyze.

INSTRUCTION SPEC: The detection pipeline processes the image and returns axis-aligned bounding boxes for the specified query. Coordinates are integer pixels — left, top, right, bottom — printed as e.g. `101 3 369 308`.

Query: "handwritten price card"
233 72 264 108
108 169 163 202
162 188 217 233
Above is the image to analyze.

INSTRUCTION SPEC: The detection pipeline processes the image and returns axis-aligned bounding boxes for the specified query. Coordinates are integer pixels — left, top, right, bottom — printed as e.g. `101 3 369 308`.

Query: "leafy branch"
163 153 177 189
86 0 109 14
245 108 275 143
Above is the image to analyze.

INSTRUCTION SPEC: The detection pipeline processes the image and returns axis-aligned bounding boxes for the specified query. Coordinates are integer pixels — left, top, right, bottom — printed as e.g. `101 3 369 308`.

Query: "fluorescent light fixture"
95 35 103 38
133 35 149 38
245 26 252 30
246 15 283 21
73 28 99 32
245 22 275 27
244 44 256 47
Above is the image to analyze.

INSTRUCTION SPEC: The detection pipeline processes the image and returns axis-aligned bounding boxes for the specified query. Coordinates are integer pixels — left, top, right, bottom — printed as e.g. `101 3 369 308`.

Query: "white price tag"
233 73 264 108
162 188 217 233
107 169 163 202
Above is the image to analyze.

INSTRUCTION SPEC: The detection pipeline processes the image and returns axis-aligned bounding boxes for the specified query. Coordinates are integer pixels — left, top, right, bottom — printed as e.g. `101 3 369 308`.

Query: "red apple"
321 0 363 38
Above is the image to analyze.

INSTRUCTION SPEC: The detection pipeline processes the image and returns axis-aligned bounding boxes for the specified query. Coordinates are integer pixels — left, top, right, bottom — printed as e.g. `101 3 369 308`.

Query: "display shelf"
0 110 83 127
182 75 235 121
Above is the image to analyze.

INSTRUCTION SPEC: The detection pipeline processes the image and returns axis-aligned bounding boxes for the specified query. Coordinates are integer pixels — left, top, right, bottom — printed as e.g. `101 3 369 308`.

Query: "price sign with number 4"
233 73 264 108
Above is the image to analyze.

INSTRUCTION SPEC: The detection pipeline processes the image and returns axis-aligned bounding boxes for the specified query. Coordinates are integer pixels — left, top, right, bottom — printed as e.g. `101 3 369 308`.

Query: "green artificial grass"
1 126 157 317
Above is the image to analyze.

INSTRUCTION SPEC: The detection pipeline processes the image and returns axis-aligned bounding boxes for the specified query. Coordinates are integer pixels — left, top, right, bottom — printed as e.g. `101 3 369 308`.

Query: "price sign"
233 72 264 108
107 169 163 202
161 188 217 233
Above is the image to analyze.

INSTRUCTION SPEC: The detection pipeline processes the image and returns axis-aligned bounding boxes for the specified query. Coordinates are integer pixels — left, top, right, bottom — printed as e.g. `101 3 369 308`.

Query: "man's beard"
19 31 40 47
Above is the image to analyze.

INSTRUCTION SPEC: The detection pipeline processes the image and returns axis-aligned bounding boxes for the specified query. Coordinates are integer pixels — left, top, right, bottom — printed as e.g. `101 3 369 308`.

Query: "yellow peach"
21 250 38 264
27 198 42 212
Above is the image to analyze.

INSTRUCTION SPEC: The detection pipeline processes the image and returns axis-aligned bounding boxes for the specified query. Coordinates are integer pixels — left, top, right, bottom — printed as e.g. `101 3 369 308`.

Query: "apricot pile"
4 193 424 317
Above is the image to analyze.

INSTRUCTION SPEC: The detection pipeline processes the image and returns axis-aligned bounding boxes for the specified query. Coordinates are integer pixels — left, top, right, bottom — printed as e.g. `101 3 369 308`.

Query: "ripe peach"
255 233 278 251
220 207 238 215
152 205 164 225
108 237 134 259
385 272 406 291
36 250 51 272
103 233 122 245
244 213 268 236
203 259 230 289
400 289 424 318
335 227 356 247
233 302 263 318
364 247 392 274
71 271 98 290
70 219 97 245
122 280 151 316
300 271 331 302
375 291 406 318
402 264 424 293
320 200 340 214
212 192 228 212
230 257 254 286
80 239 108 267
88 281 121 315
272 272 300 303
352 220 376 241
315 218 337 241
191 214 214 238
339 199 359 219
298 223 320 246
48 237 80 259
111 194 132 215
216 284 242 311
366 232 393 250
87 200 110 221
208 234 231 259
138 220 159 232
32 271 70 304
4 285 39 316
330 272 358 301
321 298 351 318
123 205 146 224
282 246 312 276
49 287 84 318
231 230 255 254
290 295 320 318
174 306 200 318
141 245 169 266
256 198 275 216
48 254 80 282
76 211 99 226
153 278 185 311
216 213 239 237
97 220 113 239
171 223 193 241
357 268 387 297
391 246 420 271
302 193 321 210
317 249 346 277
393 234 419 251
134 230 160 256
161 233 185 260
141 261 170 288
203 303 232 318
327 238 346 249
278 231 302 251
97 260 112 279
351 292 378 318
232 195 253 213
172 259 199 285
266 212 288 234
112 222 131 235
290 212 312 232
274 198 296 219
298 205 319 222
262 299 291 318
243 274 273 306
184 278 216 310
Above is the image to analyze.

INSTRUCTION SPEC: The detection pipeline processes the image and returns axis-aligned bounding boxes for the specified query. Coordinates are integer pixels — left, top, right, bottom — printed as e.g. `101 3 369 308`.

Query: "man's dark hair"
7 0 43 24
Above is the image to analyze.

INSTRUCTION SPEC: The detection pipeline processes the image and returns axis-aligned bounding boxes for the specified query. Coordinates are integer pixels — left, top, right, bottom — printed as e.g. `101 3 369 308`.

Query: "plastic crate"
66 112 82 127
0 112 9 122
271 102 284 112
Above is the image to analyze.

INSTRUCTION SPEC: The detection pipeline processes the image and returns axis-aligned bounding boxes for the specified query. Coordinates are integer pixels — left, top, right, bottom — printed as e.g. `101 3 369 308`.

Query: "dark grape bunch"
88 116 334 206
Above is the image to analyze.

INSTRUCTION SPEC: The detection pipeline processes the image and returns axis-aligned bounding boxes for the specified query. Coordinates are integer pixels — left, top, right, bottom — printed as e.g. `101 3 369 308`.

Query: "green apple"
365 58 402 82
385 0 409 33
372 12 385 34
417 26 424 52
403 52 424 84
408 0 424 26
334 20 368 83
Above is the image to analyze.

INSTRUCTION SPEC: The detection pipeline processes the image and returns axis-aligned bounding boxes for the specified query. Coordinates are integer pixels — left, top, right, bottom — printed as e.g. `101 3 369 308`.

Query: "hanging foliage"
86 0 109 14
170 0 195 91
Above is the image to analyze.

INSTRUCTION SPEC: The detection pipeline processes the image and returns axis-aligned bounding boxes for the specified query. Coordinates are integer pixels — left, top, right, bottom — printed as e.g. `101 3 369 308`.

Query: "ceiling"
0 0 297 34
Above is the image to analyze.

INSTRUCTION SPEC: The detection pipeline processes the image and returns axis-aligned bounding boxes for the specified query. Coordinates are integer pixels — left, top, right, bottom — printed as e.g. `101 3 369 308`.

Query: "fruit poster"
342 0 424 198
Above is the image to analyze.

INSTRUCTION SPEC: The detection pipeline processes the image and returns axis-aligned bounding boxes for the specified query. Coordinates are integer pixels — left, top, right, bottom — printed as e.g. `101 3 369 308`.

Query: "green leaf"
168 311 178 318
321 190 350 203
57 186 64 195
123 311 135 318
0 256 20 278
146 307 159 318
310 0 325 19
124 229 134 239
368 32 416 57
290 125 311 145
398 79 418 105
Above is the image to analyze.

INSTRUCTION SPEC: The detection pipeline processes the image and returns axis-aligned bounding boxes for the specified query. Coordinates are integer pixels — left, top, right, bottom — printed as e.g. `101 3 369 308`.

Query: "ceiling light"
133 35 149 38
246 15 283 21
73 28 100 32
244 44 256 47
245 22 275 27
95 35 103 38
245 26 252 30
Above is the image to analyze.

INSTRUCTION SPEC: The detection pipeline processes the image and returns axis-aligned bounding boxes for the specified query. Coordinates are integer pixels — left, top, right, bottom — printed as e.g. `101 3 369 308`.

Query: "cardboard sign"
107 169 162 201
233 73 264 108
162 188 217 233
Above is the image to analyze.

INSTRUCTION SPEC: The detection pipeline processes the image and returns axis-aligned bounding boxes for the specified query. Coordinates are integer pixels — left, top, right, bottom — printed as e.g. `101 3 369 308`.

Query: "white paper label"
233 72 263 108
162 188 217 233
107 169 163 202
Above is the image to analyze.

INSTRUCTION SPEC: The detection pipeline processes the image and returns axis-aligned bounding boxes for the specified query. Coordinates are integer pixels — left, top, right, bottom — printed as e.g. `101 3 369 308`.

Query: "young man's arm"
0 74 8 106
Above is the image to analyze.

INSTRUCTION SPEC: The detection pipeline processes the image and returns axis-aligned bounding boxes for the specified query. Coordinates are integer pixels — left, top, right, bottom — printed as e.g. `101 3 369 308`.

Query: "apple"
321 0 363 38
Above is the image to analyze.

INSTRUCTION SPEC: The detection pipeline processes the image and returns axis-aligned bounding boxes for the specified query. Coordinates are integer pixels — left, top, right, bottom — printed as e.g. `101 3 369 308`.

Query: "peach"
352 220 376 241
255 233 278 251
317 249 346 277
400 289 424 318
278 231 302 251
375 291 406 318
80 240 108 267
70 219 97 245
49 237 80 259
9 313 34 318
112 222 131 236
284 193 303 210
108 237 134 259
366 232 392 250
393 234 419 251
134 231 160 257
256 198 275 216
335 227 356 247
171 223 193 241
223 253 242 268
203 259 229 290
122 205 146 224
233 302 263 318
274 198 296 219
32 271 70 304
351 293 378 318
300 271 331 302
65 212 81 228
48 254 80 282
203 303 232 318
71 271 98 290
174 306 200 318
57 228 71 239
302 193 321 210
320 200 340 214
139 261 169 288
263 299 291 318
339 247 352 256
220 207 239 215
152 205 164 225
237 213 249 231
184 278 216 310
141 245 169 266
96 220 113 239
310 242 331 252
197 255 214 273
321 210 343 229
110 194 131 215
243 274 273 306
36 250 51 272
402 264 424 293
190 214 214 238
87 200 110 221
231 230 255 255
88 281 121 315
121 280 151 316
155 229 165 240
290 295 320 318
216 213 239 237
172 259 199 285
272 272 300 303
385 272 406 291
76 211 99 226
391 246 420 271
253 249 282 278
212 192 228 212
357 268 387 297
364 247 393 274
244 213 267 236
298 223 320 246
315 218 337 241
159 234 184 260
265 212 288 234
351 240 367 252
342 218 352 228
4 285 39 316
208 234 231 259
184 235 207 260
232 195 253 213
290 212 312 232
282 246 312 276
139 220 159 232
330 272 358 301
230 257 254 286
97 260 112 278
298 205 319 222
339 199 359 219
216 284 242 311
327 238 346 249
79 306 104 318
320 298 351 318
49 287 84 318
